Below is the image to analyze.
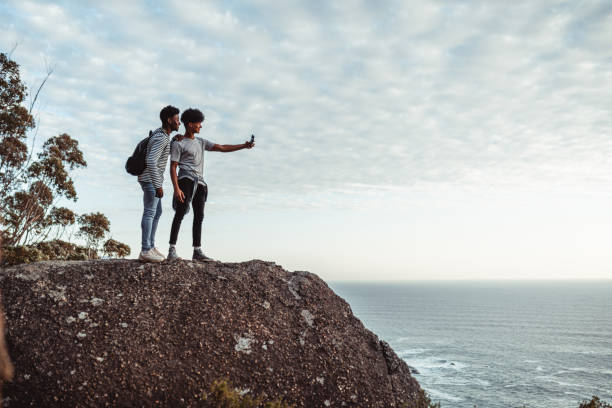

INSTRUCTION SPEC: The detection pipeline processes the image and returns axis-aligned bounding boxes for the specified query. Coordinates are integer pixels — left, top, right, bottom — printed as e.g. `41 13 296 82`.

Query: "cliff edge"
0 259 423 407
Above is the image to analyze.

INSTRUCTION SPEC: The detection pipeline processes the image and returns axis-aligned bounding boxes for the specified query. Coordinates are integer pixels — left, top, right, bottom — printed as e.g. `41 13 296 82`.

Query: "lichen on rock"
0 259 425 407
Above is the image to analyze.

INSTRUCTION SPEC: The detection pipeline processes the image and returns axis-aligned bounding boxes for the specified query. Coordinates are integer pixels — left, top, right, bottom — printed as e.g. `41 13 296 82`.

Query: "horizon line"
327 278 612 283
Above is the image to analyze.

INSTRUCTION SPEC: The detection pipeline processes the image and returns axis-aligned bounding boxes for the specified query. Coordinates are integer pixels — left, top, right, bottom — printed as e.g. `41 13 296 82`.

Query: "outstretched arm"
210 140 254 153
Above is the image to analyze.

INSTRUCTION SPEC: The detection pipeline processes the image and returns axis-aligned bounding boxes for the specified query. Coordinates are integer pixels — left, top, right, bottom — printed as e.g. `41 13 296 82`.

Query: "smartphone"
250 134 255 143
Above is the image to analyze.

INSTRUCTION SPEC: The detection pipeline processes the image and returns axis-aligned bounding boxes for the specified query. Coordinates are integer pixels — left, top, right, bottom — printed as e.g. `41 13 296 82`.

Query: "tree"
0 52 87 246
46 207 77 241
1 133 86 245
0 52 130 262
0 52 35 202
78 212 110 257
102 238 131 258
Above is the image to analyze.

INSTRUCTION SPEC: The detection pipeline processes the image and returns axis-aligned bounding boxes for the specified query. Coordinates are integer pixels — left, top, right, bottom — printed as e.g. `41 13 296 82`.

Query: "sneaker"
152 247 166 260
192 248 213 261
138 249 164 263
167 246 181 260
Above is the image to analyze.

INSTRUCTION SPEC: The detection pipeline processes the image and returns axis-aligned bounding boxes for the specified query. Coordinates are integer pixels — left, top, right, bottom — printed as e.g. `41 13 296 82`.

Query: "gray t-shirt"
170 137 215 185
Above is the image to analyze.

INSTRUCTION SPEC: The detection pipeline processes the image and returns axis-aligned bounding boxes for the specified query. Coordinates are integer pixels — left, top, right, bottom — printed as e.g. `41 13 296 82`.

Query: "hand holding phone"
246 134 255 148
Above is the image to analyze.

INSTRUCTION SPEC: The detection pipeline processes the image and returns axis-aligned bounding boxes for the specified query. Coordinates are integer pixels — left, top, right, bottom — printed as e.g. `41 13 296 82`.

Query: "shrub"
1 240 93 266
203 379 294 408
102 238 131 258
579 396 612 408
1 245 44 266
36 239 92 261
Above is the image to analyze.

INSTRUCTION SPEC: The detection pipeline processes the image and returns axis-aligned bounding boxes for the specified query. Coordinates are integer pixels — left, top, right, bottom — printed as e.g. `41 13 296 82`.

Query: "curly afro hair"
159 105 179 125
181 108 205 124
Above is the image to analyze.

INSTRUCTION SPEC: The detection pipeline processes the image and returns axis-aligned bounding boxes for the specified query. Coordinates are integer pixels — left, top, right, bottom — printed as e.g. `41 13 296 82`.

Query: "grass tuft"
204 379 294 408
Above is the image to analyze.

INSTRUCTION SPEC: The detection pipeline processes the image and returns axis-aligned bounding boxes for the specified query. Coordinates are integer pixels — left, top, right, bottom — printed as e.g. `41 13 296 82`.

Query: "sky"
1 0 612 281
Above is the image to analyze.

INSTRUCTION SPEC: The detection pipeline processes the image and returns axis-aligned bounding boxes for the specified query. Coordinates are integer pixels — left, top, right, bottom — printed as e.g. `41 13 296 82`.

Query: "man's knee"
193 205 205 223
173 206 187 221
142 207 156 219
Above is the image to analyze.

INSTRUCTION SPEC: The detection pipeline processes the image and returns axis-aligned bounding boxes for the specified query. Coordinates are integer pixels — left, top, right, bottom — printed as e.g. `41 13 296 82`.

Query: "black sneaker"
167 246 181 260
192 248 213 261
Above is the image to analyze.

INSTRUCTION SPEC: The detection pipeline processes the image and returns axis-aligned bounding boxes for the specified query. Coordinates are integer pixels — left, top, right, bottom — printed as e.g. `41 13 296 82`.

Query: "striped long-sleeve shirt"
137 127 170 189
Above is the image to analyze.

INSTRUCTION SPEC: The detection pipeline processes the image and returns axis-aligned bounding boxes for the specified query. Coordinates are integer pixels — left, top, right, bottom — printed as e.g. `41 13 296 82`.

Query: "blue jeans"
140 181 162 252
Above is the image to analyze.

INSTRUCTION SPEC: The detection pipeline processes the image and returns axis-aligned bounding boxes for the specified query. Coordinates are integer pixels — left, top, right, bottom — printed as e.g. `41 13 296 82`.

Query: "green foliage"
0 52 34 199
0 245 43 266
35 239 92 261
204 379 294 408
27 133 87 200
2 133 87 245
579 396 612 408
102 238 131 258
0 53 85 246
1 239 93 266
78 212 110 253
47 206 76 240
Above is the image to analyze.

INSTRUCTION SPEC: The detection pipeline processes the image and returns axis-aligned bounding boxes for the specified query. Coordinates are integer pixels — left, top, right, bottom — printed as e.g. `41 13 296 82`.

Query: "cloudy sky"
2 0 612 280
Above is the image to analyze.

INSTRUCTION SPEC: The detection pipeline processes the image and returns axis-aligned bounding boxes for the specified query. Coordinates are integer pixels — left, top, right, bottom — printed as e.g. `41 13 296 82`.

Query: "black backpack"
125 130 153 176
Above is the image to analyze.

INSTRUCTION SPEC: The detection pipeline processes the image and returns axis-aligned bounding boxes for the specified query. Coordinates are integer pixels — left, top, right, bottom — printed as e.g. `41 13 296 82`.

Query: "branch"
13 181 50 245
7 43 18 60
29 62 54 114
38 224 52 243
22 189 60 245
24 62 55 168
22 111 41 170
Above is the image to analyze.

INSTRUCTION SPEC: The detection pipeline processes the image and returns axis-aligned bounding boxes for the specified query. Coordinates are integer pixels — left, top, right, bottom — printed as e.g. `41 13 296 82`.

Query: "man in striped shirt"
137 105 180 263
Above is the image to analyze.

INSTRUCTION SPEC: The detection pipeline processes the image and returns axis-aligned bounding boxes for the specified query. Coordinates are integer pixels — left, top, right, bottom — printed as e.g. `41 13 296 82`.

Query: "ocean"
328 281 612 408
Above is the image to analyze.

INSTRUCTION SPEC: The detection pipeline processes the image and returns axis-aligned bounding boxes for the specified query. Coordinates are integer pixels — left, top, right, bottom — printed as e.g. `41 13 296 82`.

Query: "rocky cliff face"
0 259 423 407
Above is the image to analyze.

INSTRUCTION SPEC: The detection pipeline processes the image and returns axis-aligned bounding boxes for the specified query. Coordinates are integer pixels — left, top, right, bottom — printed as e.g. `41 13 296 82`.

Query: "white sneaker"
138 249 164 263
152 247 166 260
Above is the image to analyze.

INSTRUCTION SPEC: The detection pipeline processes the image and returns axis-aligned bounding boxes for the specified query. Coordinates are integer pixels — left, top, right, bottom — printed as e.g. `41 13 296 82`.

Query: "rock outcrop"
0 259 423 407
0 292 13 403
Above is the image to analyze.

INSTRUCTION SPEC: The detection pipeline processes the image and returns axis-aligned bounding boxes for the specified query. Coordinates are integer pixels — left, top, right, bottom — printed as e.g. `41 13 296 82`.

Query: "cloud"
1 0 611 209
4 0 612 279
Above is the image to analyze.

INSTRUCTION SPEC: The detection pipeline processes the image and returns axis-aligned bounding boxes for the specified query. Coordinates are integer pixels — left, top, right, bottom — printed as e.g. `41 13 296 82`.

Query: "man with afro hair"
138 105 180 263
168 108 254 261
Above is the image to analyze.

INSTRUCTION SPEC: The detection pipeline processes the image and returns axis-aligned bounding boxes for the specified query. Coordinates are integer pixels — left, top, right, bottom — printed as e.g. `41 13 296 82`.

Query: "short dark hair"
181 108 204 124
160 105 180 126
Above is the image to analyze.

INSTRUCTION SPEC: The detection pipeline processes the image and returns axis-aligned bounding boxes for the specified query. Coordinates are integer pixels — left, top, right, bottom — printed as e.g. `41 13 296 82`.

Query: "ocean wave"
474 378 491 387
398 348 429 356
403 355 467 372
567 367 588 373
338 281 612 408
540 345 612 356
544 367 612 382
535 375 597 390
425 387 463 403
564 391 586 397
